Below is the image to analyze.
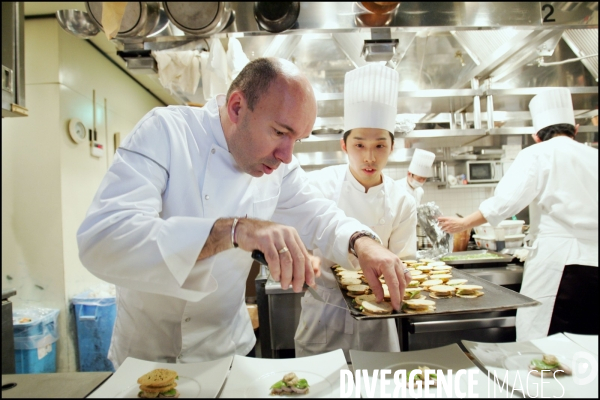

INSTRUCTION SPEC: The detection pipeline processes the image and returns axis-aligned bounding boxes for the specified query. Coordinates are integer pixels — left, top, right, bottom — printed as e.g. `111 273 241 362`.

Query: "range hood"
57 2 598 154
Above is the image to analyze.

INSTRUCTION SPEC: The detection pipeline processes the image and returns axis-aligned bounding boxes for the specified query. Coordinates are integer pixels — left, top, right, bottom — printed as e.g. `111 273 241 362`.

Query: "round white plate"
383 361 449 373
503 353 570 371
244 370 332 398
115 376 201 398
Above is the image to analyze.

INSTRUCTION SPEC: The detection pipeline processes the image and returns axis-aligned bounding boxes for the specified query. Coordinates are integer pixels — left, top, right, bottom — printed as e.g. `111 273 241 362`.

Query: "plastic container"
473 234 526 250
13 308 60 374
473 220 525 238
72 289 117 372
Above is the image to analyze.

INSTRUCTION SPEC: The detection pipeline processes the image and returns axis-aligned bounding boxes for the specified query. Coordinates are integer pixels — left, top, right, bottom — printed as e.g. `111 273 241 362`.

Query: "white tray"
219 349 348 398
87 356 233 398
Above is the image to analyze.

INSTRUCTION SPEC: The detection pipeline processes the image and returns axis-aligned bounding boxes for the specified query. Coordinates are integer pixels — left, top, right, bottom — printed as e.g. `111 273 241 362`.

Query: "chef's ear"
532 133 542 143
574 123 580 137
340 137 347 153
227 91 245 124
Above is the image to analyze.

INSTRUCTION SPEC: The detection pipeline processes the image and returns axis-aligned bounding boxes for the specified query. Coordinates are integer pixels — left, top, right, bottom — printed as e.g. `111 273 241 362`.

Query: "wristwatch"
349 230 382 257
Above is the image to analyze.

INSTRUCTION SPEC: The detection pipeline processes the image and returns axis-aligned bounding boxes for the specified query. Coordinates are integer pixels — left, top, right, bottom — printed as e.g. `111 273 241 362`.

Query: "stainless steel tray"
335 268 539 321
436 249 514 265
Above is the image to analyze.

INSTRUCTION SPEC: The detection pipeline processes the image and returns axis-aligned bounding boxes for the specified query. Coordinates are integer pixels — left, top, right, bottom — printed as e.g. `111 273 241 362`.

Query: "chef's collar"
346 165 385 194
206 94 229 151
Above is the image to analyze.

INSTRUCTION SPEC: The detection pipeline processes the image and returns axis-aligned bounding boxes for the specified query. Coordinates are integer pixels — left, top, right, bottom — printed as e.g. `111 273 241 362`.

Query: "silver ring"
403 269 410 274
278 246 289 254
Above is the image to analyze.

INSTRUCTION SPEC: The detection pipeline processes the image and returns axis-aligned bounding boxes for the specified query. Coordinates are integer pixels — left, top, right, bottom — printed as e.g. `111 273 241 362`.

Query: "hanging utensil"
56 9 100 39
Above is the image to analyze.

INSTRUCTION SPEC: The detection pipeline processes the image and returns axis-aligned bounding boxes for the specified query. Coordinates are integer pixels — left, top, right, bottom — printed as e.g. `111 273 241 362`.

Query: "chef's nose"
274 138 294 164
364 148 375 163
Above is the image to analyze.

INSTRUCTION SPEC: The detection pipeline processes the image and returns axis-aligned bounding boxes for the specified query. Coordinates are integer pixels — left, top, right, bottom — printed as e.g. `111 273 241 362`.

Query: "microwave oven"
454 160 504 183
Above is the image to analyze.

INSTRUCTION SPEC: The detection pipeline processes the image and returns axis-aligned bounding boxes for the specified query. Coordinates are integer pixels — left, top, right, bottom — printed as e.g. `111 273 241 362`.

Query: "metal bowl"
56 9 100 39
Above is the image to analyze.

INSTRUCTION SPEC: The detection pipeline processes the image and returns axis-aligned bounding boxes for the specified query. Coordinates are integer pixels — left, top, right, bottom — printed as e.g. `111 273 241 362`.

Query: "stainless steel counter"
1 372 112 398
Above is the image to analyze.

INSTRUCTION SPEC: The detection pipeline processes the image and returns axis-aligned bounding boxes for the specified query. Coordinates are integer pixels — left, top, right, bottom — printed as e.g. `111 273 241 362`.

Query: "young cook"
294 64 417 360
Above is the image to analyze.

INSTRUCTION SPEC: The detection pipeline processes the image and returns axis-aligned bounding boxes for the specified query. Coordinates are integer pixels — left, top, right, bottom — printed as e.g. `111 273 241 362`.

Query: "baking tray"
335 268 539 321
436 250 514 266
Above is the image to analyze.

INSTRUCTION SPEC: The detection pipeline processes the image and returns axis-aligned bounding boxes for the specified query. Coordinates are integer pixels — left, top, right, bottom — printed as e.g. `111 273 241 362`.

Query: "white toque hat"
529 88 575 133
344 64 399 134
409 149 436 177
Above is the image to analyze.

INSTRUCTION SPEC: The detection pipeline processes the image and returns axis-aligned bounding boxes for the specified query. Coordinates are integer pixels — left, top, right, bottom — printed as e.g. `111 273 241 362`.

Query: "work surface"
1 372 111 398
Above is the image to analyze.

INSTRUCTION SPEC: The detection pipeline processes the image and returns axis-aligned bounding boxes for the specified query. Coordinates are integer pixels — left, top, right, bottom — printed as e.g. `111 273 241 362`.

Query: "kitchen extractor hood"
53 2 597 150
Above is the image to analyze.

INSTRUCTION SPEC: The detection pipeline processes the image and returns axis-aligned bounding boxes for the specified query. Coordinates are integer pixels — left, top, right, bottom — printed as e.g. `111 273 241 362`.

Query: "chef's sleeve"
388 193 417 260
271 160 374 270
479 148 541 227
77 111 217 302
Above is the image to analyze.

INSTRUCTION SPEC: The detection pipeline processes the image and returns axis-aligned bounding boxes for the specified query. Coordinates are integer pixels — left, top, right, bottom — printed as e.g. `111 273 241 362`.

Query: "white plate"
88 356 233 398
463 333 599 398
564 333 599 355
219 349 348 398
244 371 331 398
115 376 201 398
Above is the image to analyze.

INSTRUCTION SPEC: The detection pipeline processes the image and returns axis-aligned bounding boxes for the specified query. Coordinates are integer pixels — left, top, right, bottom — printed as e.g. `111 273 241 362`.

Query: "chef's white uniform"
479 136 598 342
294 164 417 360
397 177 424 206
77 95 371 368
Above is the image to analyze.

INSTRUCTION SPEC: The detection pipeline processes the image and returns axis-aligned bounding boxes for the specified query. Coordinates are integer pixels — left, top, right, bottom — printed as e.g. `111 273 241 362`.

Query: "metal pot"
162 2 232 35
312 127 343 135
254 2 300 33
85 2 160 38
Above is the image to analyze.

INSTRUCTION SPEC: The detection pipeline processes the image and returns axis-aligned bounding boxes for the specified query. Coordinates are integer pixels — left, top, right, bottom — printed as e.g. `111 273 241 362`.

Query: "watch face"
75 122 86 139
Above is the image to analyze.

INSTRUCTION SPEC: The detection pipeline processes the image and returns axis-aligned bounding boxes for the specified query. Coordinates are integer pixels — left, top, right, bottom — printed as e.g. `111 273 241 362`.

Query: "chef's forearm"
197 218 235 261
464 210 488 229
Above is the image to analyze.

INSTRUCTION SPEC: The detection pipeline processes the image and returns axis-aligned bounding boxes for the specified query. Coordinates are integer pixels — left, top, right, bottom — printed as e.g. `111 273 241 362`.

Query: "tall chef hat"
344 64 399 134
529 88 575 133
408 149 436 177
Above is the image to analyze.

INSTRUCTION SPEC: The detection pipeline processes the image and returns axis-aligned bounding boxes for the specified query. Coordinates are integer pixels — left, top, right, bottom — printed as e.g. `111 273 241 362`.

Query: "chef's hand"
437 216 468 234
235 219 319 292
354 237 409 311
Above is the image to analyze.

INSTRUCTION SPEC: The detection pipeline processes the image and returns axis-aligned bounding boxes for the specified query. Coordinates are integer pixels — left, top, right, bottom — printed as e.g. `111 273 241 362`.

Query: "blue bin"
13 308 60 374
72 291 117 372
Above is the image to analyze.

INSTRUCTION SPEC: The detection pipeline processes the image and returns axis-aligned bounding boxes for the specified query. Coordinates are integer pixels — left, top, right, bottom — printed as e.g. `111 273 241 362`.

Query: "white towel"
152 50 202 95
227 38 250 82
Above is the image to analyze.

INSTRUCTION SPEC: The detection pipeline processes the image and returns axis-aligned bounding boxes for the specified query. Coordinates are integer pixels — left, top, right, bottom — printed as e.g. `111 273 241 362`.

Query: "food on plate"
421 279 443 290
529 354 572 376
440 253 503 261
331 264 342 270
352 294 376 309
427 261 447 268
431 265 452 272
407 280 420 288
431 273 453 283
270 372 310 395
446 278 468 286
405 366 438 387
403 287 423 300
416 265 433 272
340 277 362 289
402 299 436 314
361 300 393 316
428 285 455 299
411 274 428 283
346 284 370 297
382 284 391 300
409 270 425 277
455 285 484 298
337 270 362 279
137 369 179 398
403 260 418 265
419 258 435 263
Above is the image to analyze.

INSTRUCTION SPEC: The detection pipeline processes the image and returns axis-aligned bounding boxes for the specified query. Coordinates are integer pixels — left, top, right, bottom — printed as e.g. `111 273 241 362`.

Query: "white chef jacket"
479 136 598 341
295 164 417 360
76 95 372 368
398 176 424 205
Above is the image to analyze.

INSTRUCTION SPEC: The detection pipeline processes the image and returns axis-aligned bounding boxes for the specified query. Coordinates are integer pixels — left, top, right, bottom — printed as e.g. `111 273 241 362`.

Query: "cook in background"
77 57 409 368
397 148 436 206
294 64 416 361
438 88 598 341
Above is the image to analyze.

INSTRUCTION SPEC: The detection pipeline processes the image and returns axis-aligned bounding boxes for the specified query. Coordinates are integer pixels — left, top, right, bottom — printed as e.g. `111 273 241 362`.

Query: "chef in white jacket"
295 64 417 360
77 58 410 368
398 148 436 205
438 88 598 341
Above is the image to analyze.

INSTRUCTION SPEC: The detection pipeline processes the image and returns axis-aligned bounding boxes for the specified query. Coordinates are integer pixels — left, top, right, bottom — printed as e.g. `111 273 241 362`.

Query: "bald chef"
295 64 417 360
398 148 436 206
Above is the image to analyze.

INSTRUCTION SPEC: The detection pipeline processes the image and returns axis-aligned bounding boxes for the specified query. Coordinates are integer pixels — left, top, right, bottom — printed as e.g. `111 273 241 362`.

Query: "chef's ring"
403 269 410 274
278 246 289 254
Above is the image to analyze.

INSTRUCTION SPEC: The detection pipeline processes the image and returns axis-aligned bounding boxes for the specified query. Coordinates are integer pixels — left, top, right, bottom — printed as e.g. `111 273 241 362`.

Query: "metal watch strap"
349 230 381 257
